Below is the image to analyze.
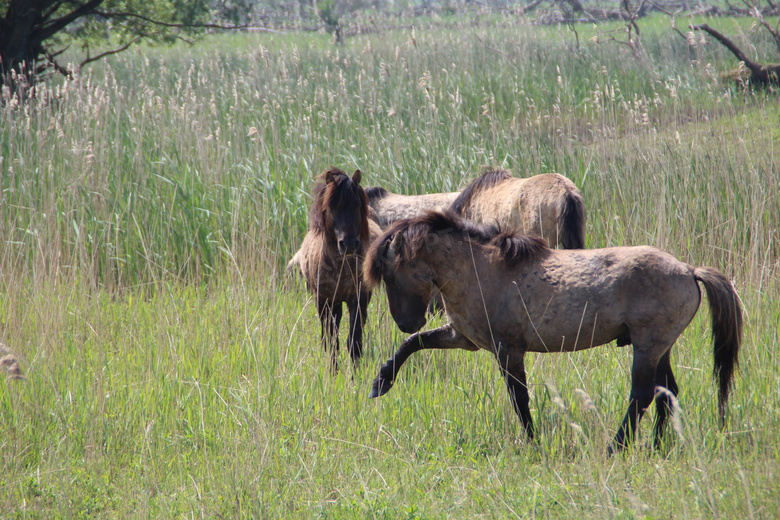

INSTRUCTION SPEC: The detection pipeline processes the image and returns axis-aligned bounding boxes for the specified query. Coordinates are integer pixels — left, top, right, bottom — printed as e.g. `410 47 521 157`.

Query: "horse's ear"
324 169 337 184
389 231 403 259
352 169 362 185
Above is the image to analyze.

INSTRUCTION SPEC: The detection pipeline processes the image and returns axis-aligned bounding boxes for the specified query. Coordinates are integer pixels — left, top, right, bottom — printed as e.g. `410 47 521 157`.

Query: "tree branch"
93 10 249 31
42 1 69 21
690 23 764 74
79 36 142 68
36 0 106 43
518 0 545 14
748 4 780 55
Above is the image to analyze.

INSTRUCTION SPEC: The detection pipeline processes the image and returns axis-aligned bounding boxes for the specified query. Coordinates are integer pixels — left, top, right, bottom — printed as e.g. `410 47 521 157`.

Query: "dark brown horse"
364 211 742 453
296 168 381 371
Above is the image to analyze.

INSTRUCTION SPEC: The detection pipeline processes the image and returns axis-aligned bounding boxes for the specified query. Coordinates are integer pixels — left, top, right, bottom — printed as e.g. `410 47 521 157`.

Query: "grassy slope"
1 13 779 519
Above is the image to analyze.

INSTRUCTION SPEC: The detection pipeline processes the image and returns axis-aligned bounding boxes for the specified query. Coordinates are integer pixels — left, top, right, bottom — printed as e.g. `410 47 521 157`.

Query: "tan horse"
450 168 585 249
296 168 381 371
364 211 742 453
369 169 586 248
364 186 459 228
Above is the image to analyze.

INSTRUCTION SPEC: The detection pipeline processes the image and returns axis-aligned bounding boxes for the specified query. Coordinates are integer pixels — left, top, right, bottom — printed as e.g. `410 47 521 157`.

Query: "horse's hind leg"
346 291 371 368
652 349 679 449
609 350 660 455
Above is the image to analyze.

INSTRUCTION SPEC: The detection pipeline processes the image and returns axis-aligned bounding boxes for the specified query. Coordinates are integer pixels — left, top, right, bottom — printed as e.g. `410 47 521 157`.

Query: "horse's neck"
427 239 486 299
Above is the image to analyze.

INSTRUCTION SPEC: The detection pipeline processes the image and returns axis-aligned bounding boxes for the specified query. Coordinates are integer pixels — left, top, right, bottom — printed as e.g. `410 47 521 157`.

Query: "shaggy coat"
364 211 742 453
297 168 381 370
365 186 459 228
451 169 585 249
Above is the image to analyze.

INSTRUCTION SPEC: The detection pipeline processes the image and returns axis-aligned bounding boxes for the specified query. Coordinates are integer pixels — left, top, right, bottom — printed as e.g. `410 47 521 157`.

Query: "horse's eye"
413 272 428 282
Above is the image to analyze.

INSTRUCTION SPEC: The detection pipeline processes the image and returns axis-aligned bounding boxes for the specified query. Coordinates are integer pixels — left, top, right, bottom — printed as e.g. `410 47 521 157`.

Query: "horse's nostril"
339 237 359 253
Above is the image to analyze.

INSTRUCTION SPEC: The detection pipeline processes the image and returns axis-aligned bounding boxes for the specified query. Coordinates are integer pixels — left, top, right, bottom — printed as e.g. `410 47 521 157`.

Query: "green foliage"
63 0 212 46
317 0 342 28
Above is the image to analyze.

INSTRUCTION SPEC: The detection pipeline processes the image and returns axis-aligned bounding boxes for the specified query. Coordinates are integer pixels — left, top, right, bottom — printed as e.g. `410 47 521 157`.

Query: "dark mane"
365 210 548 288
450 168 513 215
310 167 370 244
365 186 390 201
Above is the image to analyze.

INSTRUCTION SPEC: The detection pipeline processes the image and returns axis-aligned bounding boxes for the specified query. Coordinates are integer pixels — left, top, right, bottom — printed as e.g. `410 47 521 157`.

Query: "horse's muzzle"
338 238 360 255
396 315 427 334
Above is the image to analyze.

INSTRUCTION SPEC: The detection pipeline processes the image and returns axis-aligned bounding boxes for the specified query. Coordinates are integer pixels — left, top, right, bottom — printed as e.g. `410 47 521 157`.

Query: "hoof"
369 377 393 398
607 441 626 457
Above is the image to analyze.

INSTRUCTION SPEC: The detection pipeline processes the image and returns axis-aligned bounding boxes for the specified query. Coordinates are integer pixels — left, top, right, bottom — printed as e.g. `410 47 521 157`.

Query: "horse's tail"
693 267 743 426
557 185 586 249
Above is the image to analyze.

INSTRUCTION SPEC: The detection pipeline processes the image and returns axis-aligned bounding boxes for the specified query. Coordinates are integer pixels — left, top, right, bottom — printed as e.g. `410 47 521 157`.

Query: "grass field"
1 11 779 518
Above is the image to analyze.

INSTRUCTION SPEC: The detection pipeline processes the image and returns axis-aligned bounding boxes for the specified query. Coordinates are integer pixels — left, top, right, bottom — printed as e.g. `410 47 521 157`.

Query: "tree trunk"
0 2 45 93
692 23 780 86
1 0 104 96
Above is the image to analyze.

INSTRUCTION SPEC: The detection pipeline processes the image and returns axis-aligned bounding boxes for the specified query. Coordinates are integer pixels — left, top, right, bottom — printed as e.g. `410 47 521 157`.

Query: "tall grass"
2 15 776 289
0 12 778 518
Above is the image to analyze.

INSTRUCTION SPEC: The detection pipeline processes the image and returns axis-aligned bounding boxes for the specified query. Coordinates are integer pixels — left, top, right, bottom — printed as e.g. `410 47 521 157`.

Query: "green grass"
1 12 779 518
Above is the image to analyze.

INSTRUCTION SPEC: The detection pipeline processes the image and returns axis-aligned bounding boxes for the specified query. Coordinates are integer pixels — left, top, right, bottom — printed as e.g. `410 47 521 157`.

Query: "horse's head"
366 230 434 334
314 168 370 255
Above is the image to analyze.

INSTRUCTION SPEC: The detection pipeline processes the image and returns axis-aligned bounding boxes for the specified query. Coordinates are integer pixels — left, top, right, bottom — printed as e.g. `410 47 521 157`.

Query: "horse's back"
483 246 700 353
462 173 583 247
370 191 459 228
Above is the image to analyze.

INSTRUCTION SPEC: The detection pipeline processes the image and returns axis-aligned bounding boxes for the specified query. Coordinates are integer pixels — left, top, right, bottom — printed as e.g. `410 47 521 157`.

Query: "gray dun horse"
364 211 742 453
296 168 381 371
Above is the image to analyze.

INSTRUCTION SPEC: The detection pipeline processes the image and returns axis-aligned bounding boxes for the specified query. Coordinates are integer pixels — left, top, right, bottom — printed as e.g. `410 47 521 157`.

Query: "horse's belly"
528 325 627 352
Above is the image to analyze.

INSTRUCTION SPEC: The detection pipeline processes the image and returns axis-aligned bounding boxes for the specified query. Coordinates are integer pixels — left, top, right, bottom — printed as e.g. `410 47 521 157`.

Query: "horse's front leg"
495 344 534 440
318 299 343 373
369 323 478 398
346 290 371 368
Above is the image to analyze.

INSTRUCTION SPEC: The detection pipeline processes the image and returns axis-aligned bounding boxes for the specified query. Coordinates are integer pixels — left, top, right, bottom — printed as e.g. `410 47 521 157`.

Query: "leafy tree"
0 0 248 97
315 0 373 43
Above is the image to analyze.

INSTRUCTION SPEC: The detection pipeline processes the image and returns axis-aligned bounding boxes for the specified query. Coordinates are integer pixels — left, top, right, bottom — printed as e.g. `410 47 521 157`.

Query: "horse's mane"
365 186 390 201
310 167 370 244
365 210 548 288
450 168 513 215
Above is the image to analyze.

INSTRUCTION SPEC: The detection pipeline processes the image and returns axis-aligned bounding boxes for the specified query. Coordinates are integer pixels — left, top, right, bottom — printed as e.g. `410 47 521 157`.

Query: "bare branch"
518 0 545 14
749 3 780 54
79 36 142 68
93 10 249 31
36 0 105 43
43 50 72 77
690 23 763 74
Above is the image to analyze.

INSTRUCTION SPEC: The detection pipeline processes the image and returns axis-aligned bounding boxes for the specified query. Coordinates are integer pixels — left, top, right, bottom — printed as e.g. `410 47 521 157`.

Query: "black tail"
693 267 743 426
558 187 586 249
